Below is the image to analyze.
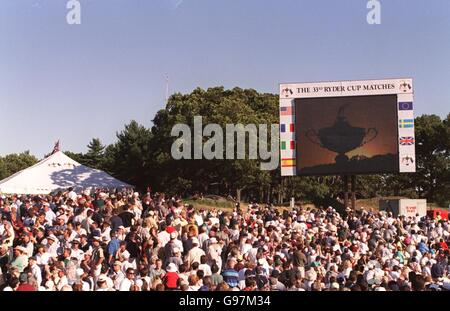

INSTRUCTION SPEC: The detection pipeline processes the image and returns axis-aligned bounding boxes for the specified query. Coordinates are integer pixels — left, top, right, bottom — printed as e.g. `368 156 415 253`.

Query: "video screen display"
295 95 399 175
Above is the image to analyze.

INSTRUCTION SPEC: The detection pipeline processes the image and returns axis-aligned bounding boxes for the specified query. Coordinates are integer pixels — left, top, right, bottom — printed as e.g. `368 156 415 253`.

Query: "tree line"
1 87 449 207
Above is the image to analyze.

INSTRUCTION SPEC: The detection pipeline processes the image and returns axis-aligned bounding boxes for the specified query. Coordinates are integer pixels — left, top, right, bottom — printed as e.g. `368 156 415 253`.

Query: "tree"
63 151 86 165
84 138 106 169
107 121 153 189
148 87 279 200
411 115 449 204
0 151 38 180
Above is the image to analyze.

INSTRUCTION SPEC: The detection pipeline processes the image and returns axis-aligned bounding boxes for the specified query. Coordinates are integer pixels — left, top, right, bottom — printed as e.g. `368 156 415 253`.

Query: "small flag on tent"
52 140 60 154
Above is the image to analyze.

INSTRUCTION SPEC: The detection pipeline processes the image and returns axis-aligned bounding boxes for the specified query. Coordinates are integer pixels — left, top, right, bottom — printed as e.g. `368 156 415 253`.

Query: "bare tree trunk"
236 188 242 203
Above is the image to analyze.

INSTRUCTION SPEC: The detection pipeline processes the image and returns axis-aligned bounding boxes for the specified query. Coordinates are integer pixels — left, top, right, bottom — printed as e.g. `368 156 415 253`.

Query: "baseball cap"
19 273 28 283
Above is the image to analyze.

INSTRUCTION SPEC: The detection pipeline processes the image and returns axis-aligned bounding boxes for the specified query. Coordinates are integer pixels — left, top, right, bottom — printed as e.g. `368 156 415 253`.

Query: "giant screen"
279 79 416 176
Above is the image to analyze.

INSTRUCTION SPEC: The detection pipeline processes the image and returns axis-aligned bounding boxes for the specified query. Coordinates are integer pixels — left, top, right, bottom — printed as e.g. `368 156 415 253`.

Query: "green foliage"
147 87 279 200
0 151 38 180
84 138 106 169
106 121 153 188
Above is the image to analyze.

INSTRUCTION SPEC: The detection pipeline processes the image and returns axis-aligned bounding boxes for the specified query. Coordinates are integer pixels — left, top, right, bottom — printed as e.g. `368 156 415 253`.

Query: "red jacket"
16 284 36 291
163 272 179 289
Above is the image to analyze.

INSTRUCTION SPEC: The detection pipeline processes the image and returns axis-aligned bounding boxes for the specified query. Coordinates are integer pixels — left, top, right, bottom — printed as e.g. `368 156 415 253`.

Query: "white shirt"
158 231 171 247
101 227 112 243
186 246 205 267
194 214 204 226
198 232 209 249
46 242 59 258
119 278 133 291
56 275 68 291
45 210 57 225
111 270 125 290
68 191 77 201
71 248 85 262
36 252 51 266
31 263 42 286
198 264 212 276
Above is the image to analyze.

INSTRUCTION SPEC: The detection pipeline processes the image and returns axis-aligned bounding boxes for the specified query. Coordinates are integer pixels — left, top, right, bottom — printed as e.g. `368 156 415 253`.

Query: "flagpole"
165 74 169 104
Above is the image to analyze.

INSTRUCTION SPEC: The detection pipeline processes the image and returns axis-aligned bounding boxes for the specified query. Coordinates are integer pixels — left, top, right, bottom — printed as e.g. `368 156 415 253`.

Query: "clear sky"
1 0 449 158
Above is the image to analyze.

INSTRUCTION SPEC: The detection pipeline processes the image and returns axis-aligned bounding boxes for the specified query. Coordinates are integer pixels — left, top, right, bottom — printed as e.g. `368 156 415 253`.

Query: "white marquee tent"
0 151 132 194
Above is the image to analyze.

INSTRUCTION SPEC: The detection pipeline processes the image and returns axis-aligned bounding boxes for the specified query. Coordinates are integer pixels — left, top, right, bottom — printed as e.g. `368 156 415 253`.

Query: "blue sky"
1 0 449 157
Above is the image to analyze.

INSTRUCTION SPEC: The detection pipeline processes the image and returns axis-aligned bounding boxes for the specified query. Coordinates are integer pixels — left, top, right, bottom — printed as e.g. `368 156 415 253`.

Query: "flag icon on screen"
280 106 294 116
399 119 414 128
398 102 413 111
281 158 296 167
399 137 415 145
280 123 295 133
281 141 295 150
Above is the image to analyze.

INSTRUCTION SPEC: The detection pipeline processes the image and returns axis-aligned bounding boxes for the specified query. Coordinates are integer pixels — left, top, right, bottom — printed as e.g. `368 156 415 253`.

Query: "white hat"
76 268 85 277
97 275 107 282
331 282 340 290
209 237 217 244
47 235 57 242
173 247 181 254
192 237 199 245
166 263 178 273
14 246 26 253
170 232 178 239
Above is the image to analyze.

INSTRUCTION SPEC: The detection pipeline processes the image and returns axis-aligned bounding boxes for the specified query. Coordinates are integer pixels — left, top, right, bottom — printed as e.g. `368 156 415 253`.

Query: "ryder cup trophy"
306 105 378 165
